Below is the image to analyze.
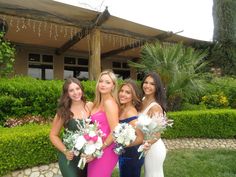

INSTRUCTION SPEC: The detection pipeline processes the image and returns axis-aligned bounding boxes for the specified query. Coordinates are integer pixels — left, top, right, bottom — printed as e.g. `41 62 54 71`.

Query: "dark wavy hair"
141 72 167 112
57 77 86 124
119 79 142 111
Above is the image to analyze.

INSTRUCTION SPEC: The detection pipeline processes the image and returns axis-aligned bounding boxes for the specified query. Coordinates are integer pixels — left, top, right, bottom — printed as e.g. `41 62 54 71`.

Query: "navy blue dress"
119 116 144 177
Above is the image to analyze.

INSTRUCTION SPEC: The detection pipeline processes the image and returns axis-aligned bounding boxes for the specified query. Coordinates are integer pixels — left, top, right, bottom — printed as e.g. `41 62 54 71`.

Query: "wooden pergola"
0 0 205 80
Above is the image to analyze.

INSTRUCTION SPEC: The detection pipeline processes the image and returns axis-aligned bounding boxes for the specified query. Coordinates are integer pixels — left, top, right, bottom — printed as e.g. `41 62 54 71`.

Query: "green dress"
58 119 87 177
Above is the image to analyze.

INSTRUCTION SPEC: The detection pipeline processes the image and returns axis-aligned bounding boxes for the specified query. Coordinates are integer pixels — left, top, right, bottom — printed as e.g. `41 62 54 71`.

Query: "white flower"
137 144 144 152
88 130 96 137
62 115 105 170
148 120 158 130
116 136 125 144
136 112 173 158
94 137 103 149
112 123 137 155
84 144 96 155
137 114 152 126
74 136 86 150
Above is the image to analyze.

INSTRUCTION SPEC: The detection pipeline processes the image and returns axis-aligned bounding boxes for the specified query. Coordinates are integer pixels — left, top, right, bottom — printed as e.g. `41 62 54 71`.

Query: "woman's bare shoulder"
104 98 117 106
148 104 163 115
104 98 118 111
86 101 94 111
126 107 138 118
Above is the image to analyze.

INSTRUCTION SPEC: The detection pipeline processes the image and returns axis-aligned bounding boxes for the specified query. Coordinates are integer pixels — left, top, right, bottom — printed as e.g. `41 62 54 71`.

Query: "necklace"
119 105 133 119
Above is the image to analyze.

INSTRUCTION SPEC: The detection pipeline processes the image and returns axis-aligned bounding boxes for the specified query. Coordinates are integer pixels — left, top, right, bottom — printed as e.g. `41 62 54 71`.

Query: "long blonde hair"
93 70 118 108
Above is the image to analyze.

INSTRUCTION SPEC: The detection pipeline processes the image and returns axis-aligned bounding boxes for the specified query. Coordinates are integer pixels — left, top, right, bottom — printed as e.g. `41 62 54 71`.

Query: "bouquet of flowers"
136 113 173 158
112 122 137 155
62 118 105 169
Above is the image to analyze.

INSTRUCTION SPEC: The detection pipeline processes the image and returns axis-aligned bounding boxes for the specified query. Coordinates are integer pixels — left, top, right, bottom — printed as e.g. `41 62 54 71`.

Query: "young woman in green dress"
50 77 90 177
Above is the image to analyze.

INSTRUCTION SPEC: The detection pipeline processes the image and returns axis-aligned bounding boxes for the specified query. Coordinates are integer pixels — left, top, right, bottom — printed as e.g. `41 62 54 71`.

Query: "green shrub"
0 32 16 77
201 76 236 108
0 77 95 125
200 92 229 109
0 77 127 125
0 109 236 175
0 76 62 120
181 76 236 109
81 80 96 101
0 124 57 176
164 109 236 138
180 102 207 111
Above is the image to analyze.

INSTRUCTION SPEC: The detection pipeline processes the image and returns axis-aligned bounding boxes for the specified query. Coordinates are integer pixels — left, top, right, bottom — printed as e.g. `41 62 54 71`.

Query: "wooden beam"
93 7 110 26
55 28 89 55
101 31 174 59
0 4 92 28
89 29 101 80
55 8 110 55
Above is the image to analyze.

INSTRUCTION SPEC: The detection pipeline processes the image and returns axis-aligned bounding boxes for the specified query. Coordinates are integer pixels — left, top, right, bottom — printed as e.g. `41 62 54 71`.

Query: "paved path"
3 138 236 177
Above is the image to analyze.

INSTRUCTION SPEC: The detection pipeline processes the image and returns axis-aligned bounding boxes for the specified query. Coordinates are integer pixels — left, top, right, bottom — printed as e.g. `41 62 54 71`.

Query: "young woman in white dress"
140 72 167 177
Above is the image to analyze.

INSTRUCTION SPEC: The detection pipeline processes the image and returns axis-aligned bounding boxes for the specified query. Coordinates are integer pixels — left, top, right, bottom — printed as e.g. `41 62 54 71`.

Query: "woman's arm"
125 107 144 147
49 115 73 160
142 105 163 150
128 119 144 147
102 99 119 148
86 101 94 113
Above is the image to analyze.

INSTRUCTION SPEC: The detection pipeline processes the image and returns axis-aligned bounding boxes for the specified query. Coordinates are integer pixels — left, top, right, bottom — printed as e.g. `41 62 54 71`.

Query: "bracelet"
154 137 158 141
103 142 108 147
63 148 68 154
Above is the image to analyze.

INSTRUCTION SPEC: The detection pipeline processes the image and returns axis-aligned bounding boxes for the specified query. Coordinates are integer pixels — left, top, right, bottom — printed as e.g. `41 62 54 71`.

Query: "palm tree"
129 42 208 111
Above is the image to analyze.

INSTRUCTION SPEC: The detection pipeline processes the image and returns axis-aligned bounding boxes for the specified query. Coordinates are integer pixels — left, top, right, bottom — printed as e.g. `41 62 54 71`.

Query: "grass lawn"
112 149 236 177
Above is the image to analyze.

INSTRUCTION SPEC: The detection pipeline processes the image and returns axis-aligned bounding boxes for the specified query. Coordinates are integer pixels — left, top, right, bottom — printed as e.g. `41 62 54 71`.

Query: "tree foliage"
128 42 208 111
211 0 236 75
0 32 15 77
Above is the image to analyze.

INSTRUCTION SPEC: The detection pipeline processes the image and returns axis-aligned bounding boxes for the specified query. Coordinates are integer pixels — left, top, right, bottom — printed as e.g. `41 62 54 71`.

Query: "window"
42 55 53 63
29 53 40 62
28 53 53 80
64 57 76 65
78 58 88 65
113 70 130 79
64 56 88 80
122 62 129 68
112 61 130 79
112 62 121 68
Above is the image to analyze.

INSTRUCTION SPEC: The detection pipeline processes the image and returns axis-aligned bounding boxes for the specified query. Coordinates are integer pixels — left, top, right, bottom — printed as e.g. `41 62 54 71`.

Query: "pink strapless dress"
88 111 118 177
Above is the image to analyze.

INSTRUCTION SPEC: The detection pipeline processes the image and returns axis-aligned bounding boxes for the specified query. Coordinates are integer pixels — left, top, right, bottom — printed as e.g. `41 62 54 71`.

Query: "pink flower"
83 134 98 142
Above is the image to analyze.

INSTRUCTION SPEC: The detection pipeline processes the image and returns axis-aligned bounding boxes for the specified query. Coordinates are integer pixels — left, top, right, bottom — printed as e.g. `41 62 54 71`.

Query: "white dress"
142 102 167 177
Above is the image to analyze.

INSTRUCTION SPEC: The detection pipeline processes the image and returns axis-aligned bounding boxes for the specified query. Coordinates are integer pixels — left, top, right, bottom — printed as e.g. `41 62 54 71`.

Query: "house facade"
0 0 204 80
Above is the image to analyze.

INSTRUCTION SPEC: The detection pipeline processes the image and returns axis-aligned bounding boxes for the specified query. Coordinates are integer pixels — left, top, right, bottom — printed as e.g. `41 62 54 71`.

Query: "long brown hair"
141 72 167 112
57 77 86 124
119 79 142 111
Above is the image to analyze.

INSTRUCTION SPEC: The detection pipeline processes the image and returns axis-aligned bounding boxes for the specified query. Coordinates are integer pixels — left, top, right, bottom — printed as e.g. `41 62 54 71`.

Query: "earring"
132 101 136 106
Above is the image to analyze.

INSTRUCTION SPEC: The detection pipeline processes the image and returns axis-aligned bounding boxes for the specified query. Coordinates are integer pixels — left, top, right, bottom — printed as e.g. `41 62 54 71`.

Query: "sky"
54 0 214 41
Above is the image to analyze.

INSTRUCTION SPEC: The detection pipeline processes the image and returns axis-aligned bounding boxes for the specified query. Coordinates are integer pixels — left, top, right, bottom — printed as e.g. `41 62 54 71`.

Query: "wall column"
130 67 137 80
54 55 64 80
14 48 28 76
88 29 101 80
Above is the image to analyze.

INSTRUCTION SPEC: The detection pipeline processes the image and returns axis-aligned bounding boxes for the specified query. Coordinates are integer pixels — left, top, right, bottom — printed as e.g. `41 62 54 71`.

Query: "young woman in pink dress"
86 70 119 177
